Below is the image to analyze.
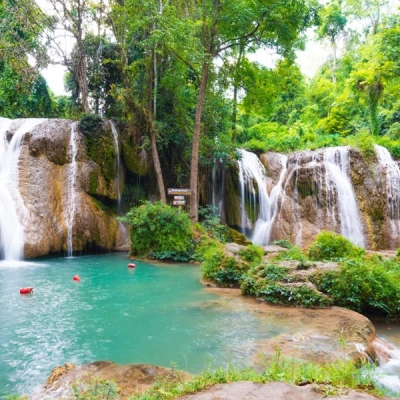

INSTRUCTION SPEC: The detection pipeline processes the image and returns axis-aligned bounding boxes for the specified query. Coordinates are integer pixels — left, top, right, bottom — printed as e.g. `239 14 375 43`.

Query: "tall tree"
317 0 347 83
107 0 167 203
45 0 92 113
163 0 316 222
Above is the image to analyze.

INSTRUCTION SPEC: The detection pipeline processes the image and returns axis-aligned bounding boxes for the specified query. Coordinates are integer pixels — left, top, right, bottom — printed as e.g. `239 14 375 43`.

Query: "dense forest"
0 0 398 221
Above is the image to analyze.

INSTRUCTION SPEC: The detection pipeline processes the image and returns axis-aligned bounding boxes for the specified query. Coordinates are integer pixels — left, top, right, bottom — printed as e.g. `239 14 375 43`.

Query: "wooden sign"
168 188 191 196
173 200 186 206
174 195 185 200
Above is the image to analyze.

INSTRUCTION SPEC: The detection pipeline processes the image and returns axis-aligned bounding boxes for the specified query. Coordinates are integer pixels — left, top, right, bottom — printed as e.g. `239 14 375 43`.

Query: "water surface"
0 253 286 396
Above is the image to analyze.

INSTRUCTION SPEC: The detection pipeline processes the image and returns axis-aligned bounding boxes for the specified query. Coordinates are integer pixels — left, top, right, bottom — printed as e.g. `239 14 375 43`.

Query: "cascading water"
323 147 365 247
237 149 287 245
374 144 400 235
66 123 78 257
212 158 225 215
110 121 121 210
0 118 46 260
371 337 400 395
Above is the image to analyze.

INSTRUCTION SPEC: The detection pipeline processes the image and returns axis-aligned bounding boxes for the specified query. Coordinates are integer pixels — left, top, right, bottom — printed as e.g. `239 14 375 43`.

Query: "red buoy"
73 275 81 281
128 263 136 269
20 287 33 294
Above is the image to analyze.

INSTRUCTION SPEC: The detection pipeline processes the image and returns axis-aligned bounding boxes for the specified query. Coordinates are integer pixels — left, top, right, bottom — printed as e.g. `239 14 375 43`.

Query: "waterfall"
110 121 121 210
0 118 46 260
66 123 78 257
212 158 225 215
374 144 400 235
371 337 400 394
323 147 365 247
237 149 287 245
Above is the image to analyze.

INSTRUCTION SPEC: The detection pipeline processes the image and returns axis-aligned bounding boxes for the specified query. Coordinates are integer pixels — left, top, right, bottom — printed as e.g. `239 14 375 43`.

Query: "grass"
128 353 386 399
64 350 391 399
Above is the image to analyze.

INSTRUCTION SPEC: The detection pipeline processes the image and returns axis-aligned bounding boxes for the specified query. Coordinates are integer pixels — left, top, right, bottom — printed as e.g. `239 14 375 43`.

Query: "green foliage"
274 246 308 262
130 356 381 400
72 375 119 399
259 283 331 307
201 245 245 287
312 257 400 317
238 245 263 263
119 202 194 261
0 63 55 118
198 206 232 243
81 118 117 184
308 231 365 261
271 240 293 249
79 114 104 136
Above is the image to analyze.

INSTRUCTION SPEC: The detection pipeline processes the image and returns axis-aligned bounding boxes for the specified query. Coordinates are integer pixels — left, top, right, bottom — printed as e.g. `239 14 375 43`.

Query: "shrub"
119 201 193 261
79 113 103 135
312 257 400 317
308 231 365 261
198 205 232 243
238 244 263 263
271 240 293 249
201 245 245 287
274 246 308 262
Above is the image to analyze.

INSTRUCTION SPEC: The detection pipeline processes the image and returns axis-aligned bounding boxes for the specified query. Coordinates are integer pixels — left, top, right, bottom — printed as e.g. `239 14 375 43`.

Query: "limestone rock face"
10 119 130 258
225 147 395 250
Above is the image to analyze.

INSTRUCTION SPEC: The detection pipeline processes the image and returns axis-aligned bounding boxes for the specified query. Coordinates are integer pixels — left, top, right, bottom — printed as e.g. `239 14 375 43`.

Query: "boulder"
177 381 389 400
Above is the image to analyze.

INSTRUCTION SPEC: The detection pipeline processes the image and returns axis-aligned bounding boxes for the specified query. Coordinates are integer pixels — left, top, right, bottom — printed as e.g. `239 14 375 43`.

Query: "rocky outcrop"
31 361 190 399
224 147 398 250
7 118 133 257
177 381 390 400
205 287 377 366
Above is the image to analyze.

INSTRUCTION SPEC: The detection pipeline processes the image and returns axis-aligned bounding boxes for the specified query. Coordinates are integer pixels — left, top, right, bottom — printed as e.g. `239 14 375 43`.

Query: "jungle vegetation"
0 0 399 221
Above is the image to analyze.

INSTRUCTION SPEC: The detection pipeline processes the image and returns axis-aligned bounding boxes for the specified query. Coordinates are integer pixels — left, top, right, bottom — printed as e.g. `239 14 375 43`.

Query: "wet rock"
13 119 129 257
33 361 190 399
176 381 388 400
45 362 75 389
204 288 377 366
226 147 395 250
262 245 288 254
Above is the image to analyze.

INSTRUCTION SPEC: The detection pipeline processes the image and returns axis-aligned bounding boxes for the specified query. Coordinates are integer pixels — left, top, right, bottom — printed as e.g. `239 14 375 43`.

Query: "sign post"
168 188 191 207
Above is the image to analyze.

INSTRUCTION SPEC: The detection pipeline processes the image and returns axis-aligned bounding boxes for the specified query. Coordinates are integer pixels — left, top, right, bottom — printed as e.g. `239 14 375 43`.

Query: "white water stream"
0 118 46 260
110 121 121 210
66 123 78 257
323 147 365 247
374 144 400 235
238 149 287 246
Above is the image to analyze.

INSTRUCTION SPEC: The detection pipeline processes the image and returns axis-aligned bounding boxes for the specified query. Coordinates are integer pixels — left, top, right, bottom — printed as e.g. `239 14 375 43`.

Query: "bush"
119 201 193 261
312 257 400 317
201 245 245 287
271 240 293 249
238 244 263 263
198 205 232 243
79 113 103 135
308 231 365 261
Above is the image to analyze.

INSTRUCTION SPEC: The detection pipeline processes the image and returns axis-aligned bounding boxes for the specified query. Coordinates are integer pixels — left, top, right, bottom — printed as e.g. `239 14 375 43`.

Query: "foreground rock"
177 381 390 400
204 288 377 365
31 361 190 399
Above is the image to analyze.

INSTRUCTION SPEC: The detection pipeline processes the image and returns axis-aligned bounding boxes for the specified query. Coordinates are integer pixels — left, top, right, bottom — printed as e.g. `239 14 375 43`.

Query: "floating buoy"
128 263 136 269
20 287 33 294
73 275 81 281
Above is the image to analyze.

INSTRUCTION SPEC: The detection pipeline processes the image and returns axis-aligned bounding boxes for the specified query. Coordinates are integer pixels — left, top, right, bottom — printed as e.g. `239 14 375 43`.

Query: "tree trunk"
189 61 209 222
77 41 90 113
150 124 167 203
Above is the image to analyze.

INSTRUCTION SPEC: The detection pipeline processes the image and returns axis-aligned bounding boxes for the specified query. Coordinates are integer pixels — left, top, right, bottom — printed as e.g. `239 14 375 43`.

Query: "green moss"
121 134 148 176
297 176 318 199
89 171 99 194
